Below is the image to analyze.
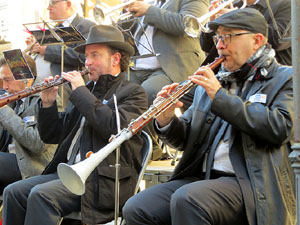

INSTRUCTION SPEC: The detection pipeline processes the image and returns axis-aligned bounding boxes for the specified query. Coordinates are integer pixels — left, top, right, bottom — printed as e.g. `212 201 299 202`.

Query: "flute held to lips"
0 69 90 108
57 56 225 195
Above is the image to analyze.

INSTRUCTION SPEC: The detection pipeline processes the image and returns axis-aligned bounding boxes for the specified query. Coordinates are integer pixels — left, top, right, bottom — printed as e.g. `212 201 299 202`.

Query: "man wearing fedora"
1 25 148 225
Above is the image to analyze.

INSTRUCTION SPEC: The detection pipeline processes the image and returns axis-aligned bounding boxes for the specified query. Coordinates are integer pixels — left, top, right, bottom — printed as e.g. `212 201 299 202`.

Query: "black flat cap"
208 8 268 37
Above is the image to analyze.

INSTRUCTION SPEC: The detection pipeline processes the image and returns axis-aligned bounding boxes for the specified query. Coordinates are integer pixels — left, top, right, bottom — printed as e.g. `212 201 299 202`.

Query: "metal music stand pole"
43 19 67 107
113 94 121 225
60 43 68 107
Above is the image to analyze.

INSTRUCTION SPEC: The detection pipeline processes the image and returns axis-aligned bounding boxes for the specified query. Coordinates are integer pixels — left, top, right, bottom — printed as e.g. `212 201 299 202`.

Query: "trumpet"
183 0 247 38
93 0 155 24
57 56 225 195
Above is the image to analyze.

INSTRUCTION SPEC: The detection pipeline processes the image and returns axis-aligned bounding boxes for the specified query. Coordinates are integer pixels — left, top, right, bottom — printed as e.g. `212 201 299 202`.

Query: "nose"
2 82 9 91
85 57 92 67
215 39 226 50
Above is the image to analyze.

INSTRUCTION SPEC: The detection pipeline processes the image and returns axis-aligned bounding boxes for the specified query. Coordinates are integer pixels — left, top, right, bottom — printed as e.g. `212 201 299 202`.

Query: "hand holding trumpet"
125 0 151 17
25 36 47 55
209 0 236 21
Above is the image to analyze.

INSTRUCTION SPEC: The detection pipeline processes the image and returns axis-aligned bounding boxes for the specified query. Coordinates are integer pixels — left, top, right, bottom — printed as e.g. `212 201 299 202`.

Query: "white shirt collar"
62 13 77 27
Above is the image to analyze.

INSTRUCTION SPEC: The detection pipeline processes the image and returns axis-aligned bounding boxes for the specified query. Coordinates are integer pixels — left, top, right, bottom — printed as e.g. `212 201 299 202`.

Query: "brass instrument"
0 69 90 108
23 40 37 55
183 0 247 38
93 0 155 24
57 56 225 195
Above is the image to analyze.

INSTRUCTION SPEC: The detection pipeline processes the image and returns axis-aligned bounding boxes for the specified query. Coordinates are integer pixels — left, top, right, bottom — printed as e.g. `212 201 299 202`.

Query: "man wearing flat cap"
123 8 295 225
1 25 148 225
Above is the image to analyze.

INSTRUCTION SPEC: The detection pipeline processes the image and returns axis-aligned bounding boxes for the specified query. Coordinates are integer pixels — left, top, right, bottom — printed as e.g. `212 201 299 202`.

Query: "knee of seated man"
28 184 49 202
122 195 138 217
171 185 192 209
171 182 210 210
3 180 24 200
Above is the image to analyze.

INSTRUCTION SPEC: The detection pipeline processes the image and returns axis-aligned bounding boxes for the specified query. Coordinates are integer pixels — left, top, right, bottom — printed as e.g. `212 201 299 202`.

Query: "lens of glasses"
212 35 222 45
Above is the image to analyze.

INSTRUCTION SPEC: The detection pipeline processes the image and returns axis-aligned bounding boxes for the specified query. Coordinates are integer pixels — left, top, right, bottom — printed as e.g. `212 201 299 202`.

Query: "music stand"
23 20 86 106
116 18 159 61
3 49 35 86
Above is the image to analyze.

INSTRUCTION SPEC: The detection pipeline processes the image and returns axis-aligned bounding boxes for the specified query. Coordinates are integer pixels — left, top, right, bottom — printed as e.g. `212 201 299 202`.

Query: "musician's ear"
111 52 121 67
253 33 265 50
66 0 72 8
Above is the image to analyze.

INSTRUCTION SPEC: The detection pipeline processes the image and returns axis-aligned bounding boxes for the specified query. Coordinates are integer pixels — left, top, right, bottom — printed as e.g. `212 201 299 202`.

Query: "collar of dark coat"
86 72 125 95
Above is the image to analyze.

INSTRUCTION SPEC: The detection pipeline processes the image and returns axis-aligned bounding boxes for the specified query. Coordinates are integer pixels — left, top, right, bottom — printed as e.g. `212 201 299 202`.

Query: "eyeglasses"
212 32 253 46
48 0 67 6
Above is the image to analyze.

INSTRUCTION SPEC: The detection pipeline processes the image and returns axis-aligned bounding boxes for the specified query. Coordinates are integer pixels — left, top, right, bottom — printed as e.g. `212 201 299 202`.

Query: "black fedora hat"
74 25 135 56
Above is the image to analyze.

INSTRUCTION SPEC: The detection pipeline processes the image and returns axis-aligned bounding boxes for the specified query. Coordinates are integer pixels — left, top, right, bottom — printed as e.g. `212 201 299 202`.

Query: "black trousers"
123 176 248 225
2 173 81 225
0 152 22 194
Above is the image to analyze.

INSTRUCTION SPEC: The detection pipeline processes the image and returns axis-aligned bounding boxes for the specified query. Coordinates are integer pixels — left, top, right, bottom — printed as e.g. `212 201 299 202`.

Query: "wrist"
156 117 172 128
42 101 54 108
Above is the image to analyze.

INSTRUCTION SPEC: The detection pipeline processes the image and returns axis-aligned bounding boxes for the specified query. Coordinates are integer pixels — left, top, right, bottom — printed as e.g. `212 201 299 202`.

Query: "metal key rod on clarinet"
0 69 90 108
57 56 225 195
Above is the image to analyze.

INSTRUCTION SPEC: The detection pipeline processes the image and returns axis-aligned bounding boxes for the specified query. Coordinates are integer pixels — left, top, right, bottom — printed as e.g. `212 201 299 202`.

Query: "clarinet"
0 69 90 108
128 56 225 134
57 56 225 195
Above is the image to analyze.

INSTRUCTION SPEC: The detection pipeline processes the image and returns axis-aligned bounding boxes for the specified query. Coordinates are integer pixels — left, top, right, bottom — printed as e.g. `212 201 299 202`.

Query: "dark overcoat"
158 60 295 225
38 73 148 224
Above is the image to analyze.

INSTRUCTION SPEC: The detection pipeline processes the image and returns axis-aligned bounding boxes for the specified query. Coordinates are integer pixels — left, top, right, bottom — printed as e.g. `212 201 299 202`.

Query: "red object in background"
0 218 2 225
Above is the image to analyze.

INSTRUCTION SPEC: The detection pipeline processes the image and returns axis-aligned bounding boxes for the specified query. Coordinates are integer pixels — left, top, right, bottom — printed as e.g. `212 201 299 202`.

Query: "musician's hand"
31 42 46 55
127 1 151 17
154 83 183 128
189 66 221 100
25 36 35 46
41 75 59 108
62 71 85 91
209 1 235 21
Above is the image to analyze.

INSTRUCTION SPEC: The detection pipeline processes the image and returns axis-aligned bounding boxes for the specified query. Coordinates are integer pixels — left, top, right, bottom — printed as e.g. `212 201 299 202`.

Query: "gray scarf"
216 44 275 83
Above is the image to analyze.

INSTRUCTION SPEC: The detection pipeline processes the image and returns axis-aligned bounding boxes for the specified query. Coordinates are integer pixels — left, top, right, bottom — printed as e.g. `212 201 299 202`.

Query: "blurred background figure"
25 0 96 111
124 0 209 160
0 55 56 194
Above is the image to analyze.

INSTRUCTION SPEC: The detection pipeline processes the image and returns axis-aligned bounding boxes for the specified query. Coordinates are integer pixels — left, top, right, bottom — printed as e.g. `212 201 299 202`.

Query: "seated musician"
180 0 292 112
0 55 56 194
123 8 295 225
2 25 148 225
